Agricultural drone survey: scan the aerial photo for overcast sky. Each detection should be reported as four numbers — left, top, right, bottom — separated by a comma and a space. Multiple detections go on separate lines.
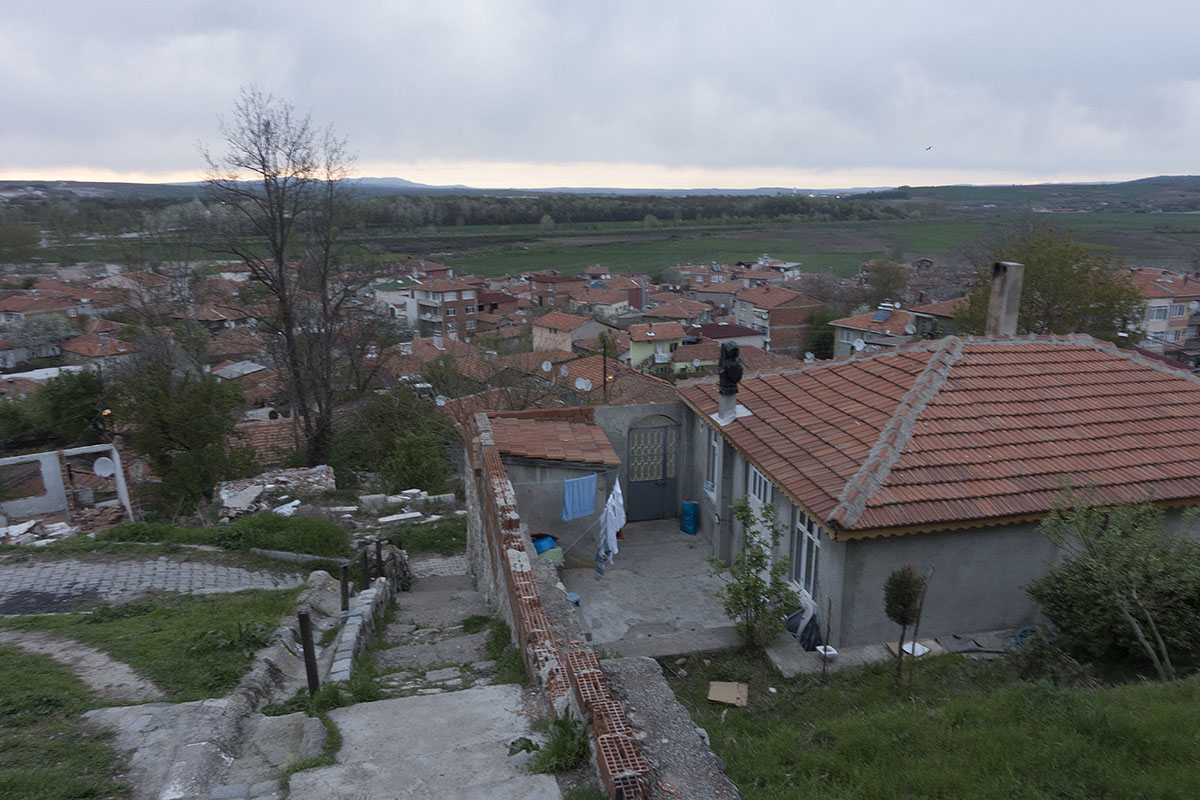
2, 1, 1197, 189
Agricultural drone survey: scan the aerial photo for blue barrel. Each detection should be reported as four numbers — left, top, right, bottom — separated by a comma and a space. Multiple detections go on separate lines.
680, 501, 698, 535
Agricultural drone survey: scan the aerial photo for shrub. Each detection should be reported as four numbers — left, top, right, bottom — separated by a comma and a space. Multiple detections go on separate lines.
710, 497, 800, 648
1027, 493, 1200, 679
227, 514, 353, 558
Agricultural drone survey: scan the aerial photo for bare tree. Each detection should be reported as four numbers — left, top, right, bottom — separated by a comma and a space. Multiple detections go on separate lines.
203, 87, 382, 464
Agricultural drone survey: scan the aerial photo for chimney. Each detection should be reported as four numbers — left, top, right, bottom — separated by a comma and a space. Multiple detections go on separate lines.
986, 261, 1025, 337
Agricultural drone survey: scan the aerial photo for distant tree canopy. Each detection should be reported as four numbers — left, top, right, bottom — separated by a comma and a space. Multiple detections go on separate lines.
954, 228, 1144, 342
0, 370, 106, 452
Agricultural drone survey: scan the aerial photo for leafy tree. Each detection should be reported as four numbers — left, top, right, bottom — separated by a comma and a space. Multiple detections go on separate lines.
803, 308, 841, 360
711, 497, 801, 648
0, 220, 39, 263
1027, 491, 1200, 680
12, 314, 75, 350
0, 370, 107, 451
954, 228, 1144, 342
862, 260, 910, 307
883, 564, 926, 687
111, 363, 253, 513
380, 431, 455, 494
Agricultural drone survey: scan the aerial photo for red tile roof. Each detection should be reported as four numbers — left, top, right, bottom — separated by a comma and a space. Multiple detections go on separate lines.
534, 311, 592, 331
629, 322, 686, 342
489, 416, 620, 466
735, 285, 821, 309
678, 335, 1200, 536
498, 349, 579, 373
60, 334, 138, 358
647, 299, 710, 320
0, 293, 77, 313
688, 323, 761, 339
830, 307, 917, 335
910, 297, 969, 318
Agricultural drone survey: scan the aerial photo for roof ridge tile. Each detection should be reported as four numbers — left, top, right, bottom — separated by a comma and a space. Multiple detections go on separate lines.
828, 336, 965, 528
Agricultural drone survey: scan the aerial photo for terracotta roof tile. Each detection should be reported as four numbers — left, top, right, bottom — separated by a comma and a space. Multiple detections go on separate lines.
489, 417, 620, 466
678, 335, 1200, 534
735, 285, 822, 309
629, 322, 686, 342
534, 311, 592, 331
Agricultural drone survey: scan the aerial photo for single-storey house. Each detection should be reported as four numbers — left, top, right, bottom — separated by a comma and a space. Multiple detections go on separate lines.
677, 333, 1200, 646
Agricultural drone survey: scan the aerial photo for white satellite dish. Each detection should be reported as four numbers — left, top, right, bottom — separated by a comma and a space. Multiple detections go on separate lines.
1191, 300, 1200, 312
559, 364, 569, 377
541, 360, 552, 373
92, 456, 116, 478
435, 395, 448, 407
904, 323, 916, 335
804, 352, 815, 363
692, 358, 702, 368
574, 377, 593, 392
853, 338, 866, 352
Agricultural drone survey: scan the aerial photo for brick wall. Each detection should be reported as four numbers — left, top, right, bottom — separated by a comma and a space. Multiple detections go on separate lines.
467, 412, 650, 799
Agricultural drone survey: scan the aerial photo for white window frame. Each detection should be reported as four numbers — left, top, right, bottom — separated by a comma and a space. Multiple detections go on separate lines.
1170, 303, 1186, 318
465, 319, 477, 331
445, 306, 456, 317
446, 321, 457, 332
704, 426, 721, 497
747, 465, 773, 506
1167, 329, 1182, 343
839, 328, 854, 343
1148, 305, 1168, 321
790, 509, 821, 598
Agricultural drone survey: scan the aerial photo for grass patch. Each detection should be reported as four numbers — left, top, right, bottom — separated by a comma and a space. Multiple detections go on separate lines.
264, 654, 384, 717
526, 715, 590, 774
0, 589, 300, 700
461, 614, 491, 634
384, 518, 466, 556
0, 645, 128, 799
665, 650, 1200, 799
94, 515, 353, 558
484, 618, 528, 685
278, 714, 342, 790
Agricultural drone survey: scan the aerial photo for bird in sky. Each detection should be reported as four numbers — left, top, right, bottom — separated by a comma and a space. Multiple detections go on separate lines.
925, 146, 933, 151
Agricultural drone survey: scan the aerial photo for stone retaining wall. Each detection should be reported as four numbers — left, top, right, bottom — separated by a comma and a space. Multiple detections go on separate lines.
329, 575, 392, 682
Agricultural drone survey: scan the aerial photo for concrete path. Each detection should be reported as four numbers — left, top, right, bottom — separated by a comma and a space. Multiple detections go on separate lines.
0, 629, 163, 702
0, 557, 305, 614
562, 520, 738, 657
287, 685, 560, 800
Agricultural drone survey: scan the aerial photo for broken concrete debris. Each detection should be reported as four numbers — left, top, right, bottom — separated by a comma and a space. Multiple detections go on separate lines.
216, 465, 337, 519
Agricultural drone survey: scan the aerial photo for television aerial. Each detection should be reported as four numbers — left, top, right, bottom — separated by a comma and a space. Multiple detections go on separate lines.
853, 338, 866, 352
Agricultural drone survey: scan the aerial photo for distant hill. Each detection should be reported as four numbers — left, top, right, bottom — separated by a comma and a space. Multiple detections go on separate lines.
5, 175, 1200, 212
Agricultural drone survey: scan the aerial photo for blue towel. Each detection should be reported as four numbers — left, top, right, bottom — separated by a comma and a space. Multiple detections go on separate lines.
561, 473, 596, 521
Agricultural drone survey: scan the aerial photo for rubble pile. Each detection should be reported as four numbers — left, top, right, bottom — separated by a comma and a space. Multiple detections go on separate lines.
217, 465, 337, 519
1, 516, 79, 547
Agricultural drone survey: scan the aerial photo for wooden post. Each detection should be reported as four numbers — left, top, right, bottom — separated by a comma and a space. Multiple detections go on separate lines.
340, 564, 350, 611
375, 539, 383, 579
360, 548, 370, 589
298, 611, 320, 697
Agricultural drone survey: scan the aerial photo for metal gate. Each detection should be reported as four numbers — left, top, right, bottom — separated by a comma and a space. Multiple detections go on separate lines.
626, 425, 679, 521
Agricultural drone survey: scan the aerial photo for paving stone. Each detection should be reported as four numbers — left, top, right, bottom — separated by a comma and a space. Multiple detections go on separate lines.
425, 666, 462, 682
210, 783, 250, 799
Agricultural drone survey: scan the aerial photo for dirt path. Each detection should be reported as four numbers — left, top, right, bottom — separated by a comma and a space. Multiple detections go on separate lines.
0, 628, 164, 702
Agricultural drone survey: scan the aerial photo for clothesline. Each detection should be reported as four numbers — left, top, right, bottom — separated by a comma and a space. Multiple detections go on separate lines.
498, 467, 620, 488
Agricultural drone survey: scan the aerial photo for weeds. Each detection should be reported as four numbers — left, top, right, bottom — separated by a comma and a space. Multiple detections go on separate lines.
482, 618, 527, 685
461, 614, 491, 634
522, 715, 590, 774
563, 786, 608, 800
383, 518, 466, 556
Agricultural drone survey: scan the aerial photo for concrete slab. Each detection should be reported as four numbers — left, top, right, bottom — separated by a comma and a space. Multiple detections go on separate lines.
374, 630, 488, 672
287, 684, 559, 800
561, 519, 737, 656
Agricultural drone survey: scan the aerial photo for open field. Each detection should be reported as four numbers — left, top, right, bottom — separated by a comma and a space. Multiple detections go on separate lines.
665, 650, 1200, 800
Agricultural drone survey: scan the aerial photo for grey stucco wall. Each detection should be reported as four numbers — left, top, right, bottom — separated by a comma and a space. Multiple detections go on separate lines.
837, 521, 1059, 647
594, 401, 685, 518
503, 458, 615, 560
